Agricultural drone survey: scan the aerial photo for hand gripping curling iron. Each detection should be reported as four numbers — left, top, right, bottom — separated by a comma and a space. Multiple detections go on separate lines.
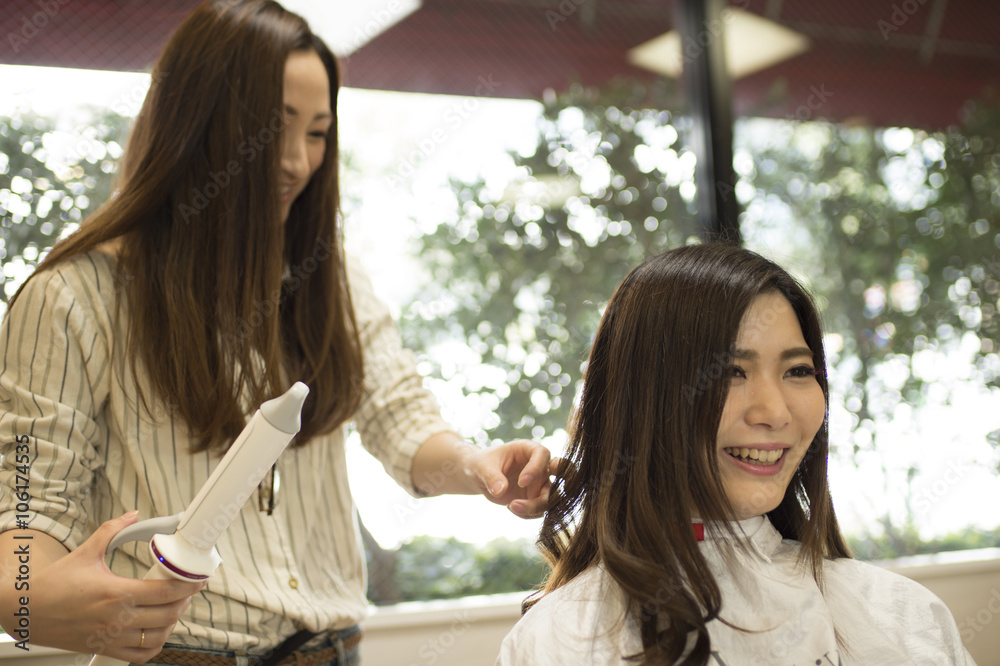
88, 382, 310, 666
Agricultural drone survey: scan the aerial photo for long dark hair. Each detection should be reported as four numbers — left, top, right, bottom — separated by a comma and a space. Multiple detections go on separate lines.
534, 243, 851, 665
11, 0, 362, 452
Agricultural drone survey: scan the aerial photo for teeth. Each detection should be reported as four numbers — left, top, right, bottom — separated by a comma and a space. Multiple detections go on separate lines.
724, 447, 783, 464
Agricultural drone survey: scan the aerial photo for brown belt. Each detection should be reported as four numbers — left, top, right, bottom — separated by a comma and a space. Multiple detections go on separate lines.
149, 631, 363, 666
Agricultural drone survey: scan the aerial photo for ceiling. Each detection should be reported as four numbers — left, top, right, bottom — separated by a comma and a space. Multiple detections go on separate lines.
1, 0, 998, 130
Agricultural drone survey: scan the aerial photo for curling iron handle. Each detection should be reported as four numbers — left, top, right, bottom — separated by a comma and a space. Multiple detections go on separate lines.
106, 514, 182, 554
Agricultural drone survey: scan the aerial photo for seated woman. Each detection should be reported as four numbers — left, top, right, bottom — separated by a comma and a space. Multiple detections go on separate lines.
498, 243, 974, 665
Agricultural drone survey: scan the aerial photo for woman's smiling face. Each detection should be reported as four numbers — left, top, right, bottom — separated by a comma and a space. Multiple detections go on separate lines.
715, 291, 826, 520
279, 49, 332, 223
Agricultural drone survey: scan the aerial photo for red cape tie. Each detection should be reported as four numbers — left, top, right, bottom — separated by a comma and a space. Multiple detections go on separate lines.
693, 522, 705, 542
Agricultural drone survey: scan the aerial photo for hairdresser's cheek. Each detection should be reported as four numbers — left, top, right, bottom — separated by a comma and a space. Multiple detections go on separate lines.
309, 143, 325, 179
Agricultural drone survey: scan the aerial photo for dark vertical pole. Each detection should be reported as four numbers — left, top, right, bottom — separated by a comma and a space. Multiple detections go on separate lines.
676, 0, 741, 243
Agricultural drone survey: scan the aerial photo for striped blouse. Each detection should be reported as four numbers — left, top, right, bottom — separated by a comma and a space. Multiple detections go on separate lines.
0, 250, 452, 651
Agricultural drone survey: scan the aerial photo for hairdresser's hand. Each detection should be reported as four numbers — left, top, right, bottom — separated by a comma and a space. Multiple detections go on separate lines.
0, 512, 205, 663
470, 439, 562, 518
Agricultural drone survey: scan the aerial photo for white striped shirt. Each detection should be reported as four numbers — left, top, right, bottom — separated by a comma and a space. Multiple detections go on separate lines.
0, 250, 452, 651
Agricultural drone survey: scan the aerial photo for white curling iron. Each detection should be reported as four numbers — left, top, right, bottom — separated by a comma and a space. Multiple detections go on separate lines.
89, 382, 310, 666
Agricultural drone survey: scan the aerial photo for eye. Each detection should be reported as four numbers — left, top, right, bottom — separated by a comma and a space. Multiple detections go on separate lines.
729, 365, 747, 379
786, 365, 819, 379
308, 130, 328, 140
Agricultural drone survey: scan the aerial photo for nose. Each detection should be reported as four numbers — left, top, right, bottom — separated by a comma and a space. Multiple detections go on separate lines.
743, 376, 792, 429
281, 132, 309, 182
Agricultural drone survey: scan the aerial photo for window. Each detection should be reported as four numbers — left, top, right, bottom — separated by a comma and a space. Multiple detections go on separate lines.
1, 1, 997, 612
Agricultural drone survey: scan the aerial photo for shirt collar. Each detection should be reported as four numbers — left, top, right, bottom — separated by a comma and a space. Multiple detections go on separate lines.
696, 515, 782, 563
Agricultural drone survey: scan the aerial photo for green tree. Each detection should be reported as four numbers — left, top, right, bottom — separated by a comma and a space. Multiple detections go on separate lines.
848, 524, 1000, 561
399, 78, 700, 443
373, 535, 548, 603
739, 94, 1000, 553
0, 109, 129, 309
401, 79, 1000, 555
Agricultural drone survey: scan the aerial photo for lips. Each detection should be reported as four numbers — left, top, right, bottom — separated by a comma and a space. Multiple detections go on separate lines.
723, 447, 783, 464
721, 445, 790, 477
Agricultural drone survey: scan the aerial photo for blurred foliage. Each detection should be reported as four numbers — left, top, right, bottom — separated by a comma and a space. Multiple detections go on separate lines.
400, 78, 1000, 556
366, 535, 548, 605
0, 109, 129, 307
399, 78, 701, 441
740, 95, 1000, 555
401, 79, 999, 446
849, 524, 1000, 562
744, 91, 1000, 403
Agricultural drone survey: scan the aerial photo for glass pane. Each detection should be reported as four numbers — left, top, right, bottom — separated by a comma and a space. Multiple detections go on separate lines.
732, 1, 1000, 558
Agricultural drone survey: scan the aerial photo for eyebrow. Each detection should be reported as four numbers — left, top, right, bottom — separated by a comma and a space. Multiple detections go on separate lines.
284, 104, 333, 121
731, 347, 814, 361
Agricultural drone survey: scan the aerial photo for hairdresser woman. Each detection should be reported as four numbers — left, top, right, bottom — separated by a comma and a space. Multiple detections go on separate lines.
0, 2, 553, 664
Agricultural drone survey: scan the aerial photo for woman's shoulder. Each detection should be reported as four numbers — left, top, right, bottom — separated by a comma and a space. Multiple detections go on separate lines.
21, 249, 117, 302
532, 566, 611, 606
823, 555, 964, 617
509, 567, 613, 635
821, 556, 972, 662
825, 555, 945, 600
8, 249, 119, 334
342, 252, 395, 331
498, 567, 636, 665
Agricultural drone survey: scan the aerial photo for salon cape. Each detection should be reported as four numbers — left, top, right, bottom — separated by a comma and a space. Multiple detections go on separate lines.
497, 516, 975, 665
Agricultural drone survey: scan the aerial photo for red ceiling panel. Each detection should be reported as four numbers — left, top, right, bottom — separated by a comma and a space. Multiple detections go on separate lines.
1, 0, 997, 130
